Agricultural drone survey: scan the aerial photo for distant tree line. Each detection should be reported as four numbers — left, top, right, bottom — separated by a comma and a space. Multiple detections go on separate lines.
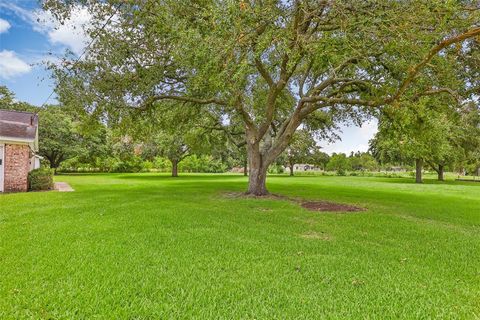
2, 84, 479, 181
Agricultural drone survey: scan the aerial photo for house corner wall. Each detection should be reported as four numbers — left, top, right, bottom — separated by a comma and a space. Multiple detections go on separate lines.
4, 144, 30, 192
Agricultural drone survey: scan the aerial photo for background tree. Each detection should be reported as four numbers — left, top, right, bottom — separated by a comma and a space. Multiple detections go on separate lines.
129, 103, 220, 177
0, 86, 36, 112
349, 152, 379, 172
143, 132, 196, 177
283, 130, 319, 176
326, 153, 351, 175
0, 86, 15, 109
454, 103, 480, 176
370, 97, 463, 183
47, 0, 480, 194
310, 150, 330, 171
38, 106, 83, 173
74, 122, 111, 169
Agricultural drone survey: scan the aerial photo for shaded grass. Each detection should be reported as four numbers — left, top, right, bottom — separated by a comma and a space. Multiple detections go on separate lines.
1, 173, 480, 319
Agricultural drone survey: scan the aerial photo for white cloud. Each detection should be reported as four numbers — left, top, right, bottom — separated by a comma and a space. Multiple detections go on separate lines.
359, 119, 378, 139
320, 120, 378, 155
32, 7, 92, 55
0, 50, 32, 79
0, 2, 91, 55
0, 18, 10, 33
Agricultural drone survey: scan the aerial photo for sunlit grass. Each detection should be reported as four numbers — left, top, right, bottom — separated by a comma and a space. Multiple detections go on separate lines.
1, 173, 479, 318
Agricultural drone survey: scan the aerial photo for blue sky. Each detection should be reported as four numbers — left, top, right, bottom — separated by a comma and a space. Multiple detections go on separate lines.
0, 0, 89, 105
0, 1, 53, 106
0, 0, 377, 154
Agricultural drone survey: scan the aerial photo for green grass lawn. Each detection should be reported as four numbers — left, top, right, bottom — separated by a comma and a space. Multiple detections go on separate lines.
1, 174, 480, 319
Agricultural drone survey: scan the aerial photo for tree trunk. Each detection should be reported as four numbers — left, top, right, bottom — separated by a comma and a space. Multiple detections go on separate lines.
171, 159, 178, 177
246, 141, 269, 196
438, 164, 444, 181
415, 158, 423, 183
248, 165, 268, 195
244, 117, 301, 195
289, 163, 294, 176
49, 162, 58, 175
243, 158, 248, 176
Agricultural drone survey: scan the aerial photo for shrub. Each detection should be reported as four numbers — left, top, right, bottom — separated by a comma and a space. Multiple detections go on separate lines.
179, 155, 228, 173
28, 168, 54, 191
153, 156, 171, 172
109, 156, 144, 173
141, 160, 154, 172
267, 164, 285, 174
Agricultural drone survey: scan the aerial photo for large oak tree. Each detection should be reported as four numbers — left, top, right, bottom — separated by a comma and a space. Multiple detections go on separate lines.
47, 0, 480, 195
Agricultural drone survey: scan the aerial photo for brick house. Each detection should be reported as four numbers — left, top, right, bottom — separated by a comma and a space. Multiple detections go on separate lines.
0, 110, 40, 192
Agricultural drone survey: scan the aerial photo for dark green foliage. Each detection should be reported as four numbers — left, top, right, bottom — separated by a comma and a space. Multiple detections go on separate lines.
0, 86, 36, 112
310, 151, 330, 170
38, 106, 82, 170
179, 155, 227, 173
28, 169, 54, 191
348, 152, 379, 172
326, 153, 351, 175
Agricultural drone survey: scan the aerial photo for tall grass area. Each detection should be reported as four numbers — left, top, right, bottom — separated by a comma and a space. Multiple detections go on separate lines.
1, 174, 479, 318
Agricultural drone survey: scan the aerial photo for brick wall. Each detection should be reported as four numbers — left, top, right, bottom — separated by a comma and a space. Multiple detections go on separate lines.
4, 144, 30, 192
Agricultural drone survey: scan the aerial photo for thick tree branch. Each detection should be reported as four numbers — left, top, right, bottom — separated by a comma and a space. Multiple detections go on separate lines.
255, 58, 274, 87
388, 27, 480, 103
413, 87, 460, 103
426, 160, 440, 174
233, 95, 256, 133
301, 96, 378, 107
152, 95, 227, 106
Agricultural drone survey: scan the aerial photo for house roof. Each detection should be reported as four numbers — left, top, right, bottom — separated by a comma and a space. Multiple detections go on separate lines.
0, 109, 38, 142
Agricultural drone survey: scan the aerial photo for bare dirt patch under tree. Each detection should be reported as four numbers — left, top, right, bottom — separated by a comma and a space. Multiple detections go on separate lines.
301, 201, 364, 213
221, 192, 364, 213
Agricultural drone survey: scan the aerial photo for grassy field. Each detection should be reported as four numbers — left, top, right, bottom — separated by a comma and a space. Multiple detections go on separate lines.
1, 173, 479, 319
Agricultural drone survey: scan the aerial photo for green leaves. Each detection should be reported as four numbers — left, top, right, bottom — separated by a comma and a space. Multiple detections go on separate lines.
283, 129, 320, 166
43, 0, 480, 181
38, 106, 107, 169
372, 96, 468, 168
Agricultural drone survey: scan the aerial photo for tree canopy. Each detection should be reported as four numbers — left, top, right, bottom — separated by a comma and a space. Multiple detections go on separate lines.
46, 0, 480, 194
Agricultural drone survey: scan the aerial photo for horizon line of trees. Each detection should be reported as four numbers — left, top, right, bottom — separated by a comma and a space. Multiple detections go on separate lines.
2, 85, 479, 181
